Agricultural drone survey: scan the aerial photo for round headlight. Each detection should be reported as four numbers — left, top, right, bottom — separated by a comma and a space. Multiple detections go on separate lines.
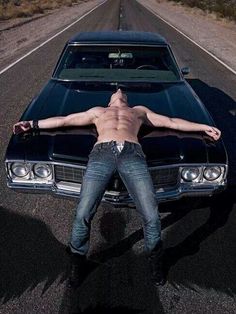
181, 168, 200, 182
11, 162, 30, 177
34, 164, 51, 178
203, 166, 221, 181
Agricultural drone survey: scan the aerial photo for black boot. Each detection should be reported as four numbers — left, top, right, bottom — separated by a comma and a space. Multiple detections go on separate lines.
66, 247, 87, 288
148, 241, 166, 286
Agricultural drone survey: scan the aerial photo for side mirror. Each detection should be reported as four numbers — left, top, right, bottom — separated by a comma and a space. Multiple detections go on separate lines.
181, 67, 190, 76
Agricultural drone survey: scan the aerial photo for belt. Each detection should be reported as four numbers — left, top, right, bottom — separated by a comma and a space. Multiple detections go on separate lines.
95, 140, 141, 149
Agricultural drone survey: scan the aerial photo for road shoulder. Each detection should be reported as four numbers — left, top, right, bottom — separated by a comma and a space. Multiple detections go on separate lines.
0, 0, 104, 73
137, 0, 236, 72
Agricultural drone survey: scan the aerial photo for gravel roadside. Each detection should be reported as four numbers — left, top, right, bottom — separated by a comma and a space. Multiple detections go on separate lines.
0, 0, 104, 73
0, 0, 236, 74
138, 0, 236, 73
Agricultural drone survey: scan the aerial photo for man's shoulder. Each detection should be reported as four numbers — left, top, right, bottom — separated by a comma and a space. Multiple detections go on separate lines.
133, 105, 150, 112
88, 106, 106, 119
89, 106, 106, 114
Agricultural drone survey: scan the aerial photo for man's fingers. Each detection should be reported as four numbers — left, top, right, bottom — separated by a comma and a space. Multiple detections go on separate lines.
213, 127, 221, 137
13, 121, 31, 134
14, 125, 24, 134
205, 128, 221, 140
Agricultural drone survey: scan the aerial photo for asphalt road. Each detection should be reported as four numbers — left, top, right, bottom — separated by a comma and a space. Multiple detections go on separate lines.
0, 0, 236, 313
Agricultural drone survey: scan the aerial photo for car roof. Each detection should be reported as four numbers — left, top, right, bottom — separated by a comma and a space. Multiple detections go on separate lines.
68, 31, 167, 46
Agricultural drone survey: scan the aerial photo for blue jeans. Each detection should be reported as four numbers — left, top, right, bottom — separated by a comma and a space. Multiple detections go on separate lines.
69, 141, 161, 255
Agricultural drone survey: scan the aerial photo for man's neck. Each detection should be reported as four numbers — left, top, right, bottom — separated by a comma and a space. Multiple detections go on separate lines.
108, 99, 129, 108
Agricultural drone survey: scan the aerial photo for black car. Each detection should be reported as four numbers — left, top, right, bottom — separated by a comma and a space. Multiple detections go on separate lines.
5, 31, 228, 205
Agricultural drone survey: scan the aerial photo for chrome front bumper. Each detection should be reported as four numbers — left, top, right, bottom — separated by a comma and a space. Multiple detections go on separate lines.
7, 179, 227, 205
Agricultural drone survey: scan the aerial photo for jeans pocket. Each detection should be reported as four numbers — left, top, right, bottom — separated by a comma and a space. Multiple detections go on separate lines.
136, 146, 146, 158
88, 145, 100, 158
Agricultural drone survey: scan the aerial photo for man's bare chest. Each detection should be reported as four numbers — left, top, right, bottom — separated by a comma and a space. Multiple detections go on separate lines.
100, 108, 140, 122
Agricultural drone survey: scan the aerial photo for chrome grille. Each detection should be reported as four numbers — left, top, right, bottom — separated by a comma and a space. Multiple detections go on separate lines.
150, 167, 179, 188
55, 165, 85, 183
55, 165, 179, 189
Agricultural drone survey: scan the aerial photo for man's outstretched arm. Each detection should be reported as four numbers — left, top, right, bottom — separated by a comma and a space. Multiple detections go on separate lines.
13, 108, 100, 134
137, 106, 221, 141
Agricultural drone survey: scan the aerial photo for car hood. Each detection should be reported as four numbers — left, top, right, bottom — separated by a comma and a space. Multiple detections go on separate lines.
49, 130, 226, 165
13, 80, 226, 165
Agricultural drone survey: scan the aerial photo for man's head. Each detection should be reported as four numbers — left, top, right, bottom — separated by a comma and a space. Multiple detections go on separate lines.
108, 89, 128, 107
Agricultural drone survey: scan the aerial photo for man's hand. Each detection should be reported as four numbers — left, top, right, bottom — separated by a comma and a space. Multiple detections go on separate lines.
204, 126, 221, 141
13, 121, 32, 134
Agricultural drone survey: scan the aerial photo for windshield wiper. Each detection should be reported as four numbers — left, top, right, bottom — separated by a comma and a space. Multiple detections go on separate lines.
78, 75, 105, 78
130, 76, 157, 79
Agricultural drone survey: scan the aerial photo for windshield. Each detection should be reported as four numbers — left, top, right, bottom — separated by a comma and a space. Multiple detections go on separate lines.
54, 45, 181, 82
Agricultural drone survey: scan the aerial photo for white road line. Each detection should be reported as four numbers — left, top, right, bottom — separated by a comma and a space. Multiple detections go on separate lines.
139, 1, 236, 76
0, 0, 107, 76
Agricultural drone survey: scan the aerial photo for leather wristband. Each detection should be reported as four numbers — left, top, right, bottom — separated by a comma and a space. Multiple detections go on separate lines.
32, 120, 39, 130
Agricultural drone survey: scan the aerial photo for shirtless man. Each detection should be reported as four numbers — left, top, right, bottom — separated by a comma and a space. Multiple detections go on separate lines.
13, 89, 221, 286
